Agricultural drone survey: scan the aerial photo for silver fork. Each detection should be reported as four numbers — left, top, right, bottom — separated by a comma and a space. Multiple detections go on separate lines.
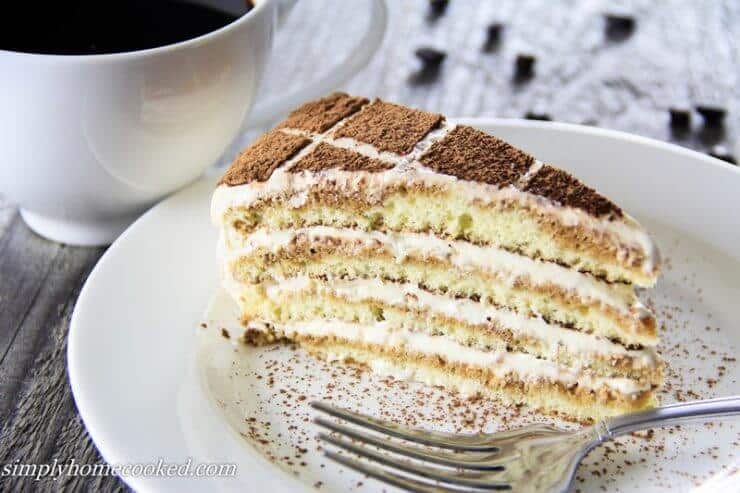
312, 396, 740, 492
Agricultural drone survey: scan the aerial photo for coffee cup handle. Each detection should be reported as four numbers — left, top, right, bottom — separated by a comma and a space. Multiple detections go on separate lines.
245, 0, 388, 129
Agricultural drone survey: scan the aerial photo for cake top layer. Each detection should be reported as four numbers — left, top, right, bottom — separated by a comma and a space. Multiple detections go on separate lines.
277, 92, 368, 133
290, 143, 394, 174
525, 165, 622, 217
332, 100, 444, 154
218, 92, 622, 219
218, 131, 310, 185
419, 125, 534, 188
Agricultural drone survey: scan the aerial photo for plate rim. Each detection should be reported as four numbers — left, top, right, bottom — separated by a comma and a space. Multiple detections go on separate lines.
67, 117, 740, 491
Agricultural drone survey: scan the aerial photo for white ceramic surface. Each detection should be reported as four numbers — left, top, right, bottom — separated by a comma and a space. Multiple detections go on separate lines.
0, 0, 387, 246
68, 120, 740, 492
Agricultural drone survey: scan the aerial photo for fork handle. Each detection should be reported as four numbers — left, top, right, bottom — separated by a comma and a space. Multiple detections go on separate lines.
602, 396, 740, 438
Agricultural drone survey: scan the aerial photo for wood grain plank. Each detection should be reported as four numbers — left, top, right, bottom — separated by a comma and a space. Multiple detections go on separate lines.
0, 244, 102, 421
0, 217, 61, 367
0, 245, 112, 491
0, 198, 16, 241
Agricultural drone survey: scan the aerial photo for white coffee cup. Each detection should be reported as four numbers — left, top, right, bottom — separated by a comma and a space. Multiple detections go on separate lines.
0, 0, 387, 246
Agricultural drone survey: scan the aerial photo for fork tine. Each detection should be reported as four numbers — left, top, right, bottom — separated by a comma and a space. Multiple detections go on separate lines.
324, 450, 506, 493
311, 401, 500, 451
320, 432, 510, 490
314, 417, 505, 471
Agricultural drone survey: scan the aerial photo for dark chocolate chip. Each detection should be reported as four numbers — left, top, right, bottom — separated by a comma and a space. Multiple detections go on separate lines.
514, 54, 536, 82
696, 105, 726, 128
524, 112, 552, 121
428, 0, 449, 20
697, 125, 725, 146
708, 146, 737, 165
482, 23, 503, 52
415, 47, 447, 67
409, 47, 446, 85
605, 14, 636, 41
668, 108, 691, 129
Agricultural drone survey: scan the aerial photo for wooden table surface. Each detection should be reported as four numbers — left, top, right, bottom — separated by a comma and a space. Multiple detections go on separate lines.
1, 1, 737, 491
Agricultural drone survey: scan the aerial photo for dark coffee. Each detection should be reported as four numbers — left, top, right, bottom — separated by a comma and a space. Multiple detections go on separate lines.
0, 1, 252, 55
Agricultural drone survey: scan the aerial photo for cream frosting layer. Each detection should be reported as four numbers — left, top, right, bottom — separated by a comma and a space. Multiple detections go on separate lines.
211, 124, 659, 278
219, 226, 650, 320
245, 318, 650, 396
262, 275, 659, 366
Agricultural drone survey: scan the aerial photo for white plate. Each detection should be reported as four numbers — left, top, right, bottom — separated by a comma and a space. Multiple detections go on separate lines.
69, 119, 740, 492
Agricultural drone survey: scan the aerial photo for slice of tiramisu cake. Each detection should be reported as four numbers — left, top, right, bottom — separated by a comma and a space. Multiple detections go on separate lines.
212, 92, 663, 421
